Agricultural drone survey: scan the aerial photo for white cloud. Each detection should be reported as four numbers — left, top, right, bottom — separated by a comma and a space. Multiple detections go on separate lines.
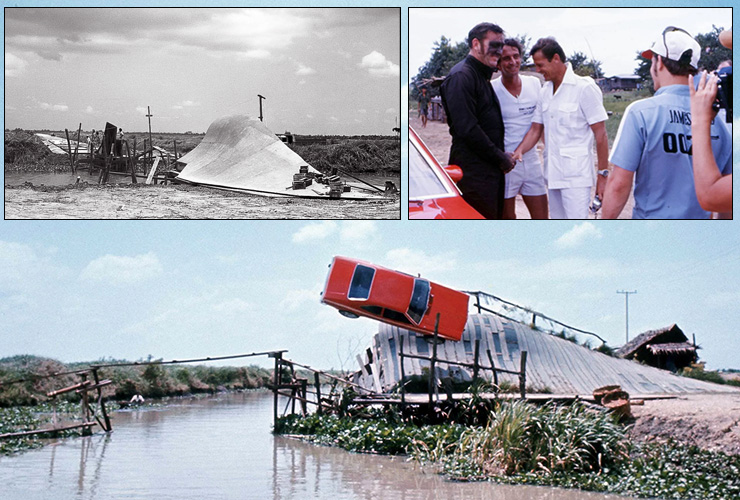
173, 100, 200, 110
80, 252, 163, 285
385, 107, 396, 114
280, 287, 322, 312
242, 49, 270, 59
136, 106, 148, 114
85, 105, 94, 114
384, 248, 457, 276
292, 221, 338, 243
358, 109, 367, 114
359, 51, 400, 77
212, 298, 253, 313
296, 63, 316, 75
39, 102, 68, 112
340, 221, 378, 244
5, 52, 27, 77
555, 222, 603, 249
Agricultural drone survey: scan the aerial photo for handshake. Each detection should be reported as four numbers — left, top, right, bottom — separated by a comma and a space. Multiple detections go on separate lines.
499, 149, 523, 174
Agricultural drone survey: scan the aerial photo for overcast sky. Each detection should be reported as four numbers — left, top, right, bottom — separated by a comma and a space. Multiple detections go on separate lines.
1, 221, 738, 372
409, 7, 731, 81
4, 8, 400, 135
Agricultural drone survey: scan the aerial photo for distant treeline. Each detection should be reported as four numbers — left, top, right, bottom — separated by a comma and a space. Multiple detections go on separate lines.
0, 355, 272, 407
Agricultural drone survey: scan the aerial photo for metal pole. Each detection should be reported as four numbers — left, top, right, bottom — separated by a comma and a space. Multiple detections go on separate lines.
617, 290, 637, 343
258, 94, 266, 122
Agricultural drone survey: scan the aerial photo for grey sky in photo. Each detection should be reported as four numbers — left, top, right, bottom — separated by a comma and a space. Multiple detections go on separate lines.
5, 8, 401, 135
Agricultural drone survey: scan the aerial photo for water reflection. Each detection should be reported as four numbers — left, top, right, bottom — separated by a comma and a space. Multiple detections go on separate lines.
0, 392, 635, 500
272, 436, 631, 500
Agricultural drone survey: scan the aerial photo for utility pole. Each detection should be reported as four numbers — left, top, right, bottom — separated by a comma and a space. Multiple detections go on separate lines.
257, 94, 266, 122
617, 290, 637, 343
145, 106, 154, 166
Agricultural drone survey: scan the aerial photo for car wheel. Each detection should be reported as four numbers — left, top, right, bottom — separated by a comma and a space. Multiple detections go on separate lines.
338, 310, 359, 319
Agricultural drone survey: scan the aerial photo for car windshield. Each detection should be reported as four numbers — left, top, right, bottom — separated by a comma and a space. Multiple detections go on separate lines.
406, 278, 430, 324
409, 139, 451, 199
348, 265, 375, 299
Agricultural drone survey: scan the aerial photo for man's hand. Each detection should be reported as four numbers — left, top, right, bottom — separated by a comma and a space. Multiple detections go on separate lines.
689, 71, 719, 126
500, 152, 516, 174
596, 173, 607, 199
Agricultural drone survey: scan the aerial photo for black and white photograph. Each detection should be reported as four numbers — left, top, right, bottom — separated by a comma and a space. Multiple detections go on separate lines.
5, 7, 401, 219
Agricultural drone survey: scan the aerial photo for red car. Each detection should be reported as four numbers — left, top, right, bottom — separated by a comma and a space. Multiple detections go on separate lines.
409, 127, 484, 219
320, 256, 469, 341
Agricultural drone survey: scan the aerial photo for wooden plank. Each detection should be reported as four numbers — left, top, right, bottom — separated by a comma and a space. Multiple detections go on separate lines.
0, 422, 97, 440
145, 156, 161, 185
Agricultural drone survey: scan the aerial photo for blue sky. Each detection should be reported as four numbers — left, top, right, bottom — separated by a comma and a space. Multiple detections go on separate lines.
1, 221, 738, 371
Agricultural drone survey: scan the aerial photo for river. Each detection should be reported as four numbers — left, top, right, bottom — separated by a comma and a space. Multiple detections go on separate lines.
0, 391, 635, 500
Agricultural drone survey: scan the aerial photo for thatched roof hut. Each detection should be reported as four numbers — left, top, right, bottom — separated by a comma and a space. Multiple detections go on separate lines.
616, 324, 698, 372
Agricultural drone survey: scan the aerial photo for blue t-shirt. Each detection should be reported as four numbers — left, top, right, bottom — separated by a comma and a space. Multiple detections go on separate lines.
609, 84, 732, 219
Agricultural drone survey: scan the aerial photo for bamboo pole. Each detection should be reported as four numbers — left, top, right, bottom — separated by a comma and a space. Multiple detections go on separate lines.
91, 368, 112, 432
65, 129, 74, 172
314, 372, 322, 415
428, 313, 440, 414
519, 351, 528, 400
72, 123, 82, 173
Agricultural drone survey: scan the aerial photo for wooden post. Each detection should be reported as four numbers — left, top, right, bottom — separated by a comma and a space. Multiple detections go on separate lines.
173, 140, 178, 162
314, 372, 322, 415
473, 339, 480, 382
65, 129, 74, 172
125, 141, 136, 184
399, 337, 406, 411
146, 106, 154, 168
91, 368, 112, 432
428, 313, 440, 415
79, 373, 92, 436
299, 379, 308, 416
271, 352, 282, 427
487, 350, 498, 387
72, 123, 82, 173
519, 351, 527, 400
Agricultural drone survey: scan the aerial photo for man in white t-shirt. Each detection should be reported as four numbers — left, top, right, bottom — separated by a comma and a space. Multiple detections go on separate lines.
513, 37, 609, 219
492, 38, 548, 219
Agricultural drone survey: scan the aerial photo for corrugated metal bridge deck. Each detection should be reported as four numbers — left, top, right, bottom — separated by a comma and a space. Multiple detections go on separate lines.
353, 313, 735, 396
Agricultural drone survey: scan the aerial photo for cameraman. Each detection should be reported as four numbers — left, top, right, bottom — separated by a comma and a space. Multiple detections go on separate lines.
602, 26, 732, 219
688, 28, 732, 214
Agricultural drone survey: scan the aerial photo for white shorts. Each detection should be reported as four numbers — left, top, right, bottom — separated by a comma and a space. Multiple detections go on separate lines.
548, 187, 592, 219
504, 153, 547, 199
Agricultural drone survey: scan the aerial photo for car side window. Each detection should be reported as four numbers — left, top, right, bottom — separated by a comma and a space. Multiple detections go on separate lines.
348, 265, 375, 299
382, 308, 411, 325
407, 279, 430, 324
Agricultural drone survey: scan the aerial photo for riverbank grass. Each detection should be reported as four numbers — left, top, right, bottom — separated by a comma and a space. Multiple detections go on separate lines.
275, 399, 739, 500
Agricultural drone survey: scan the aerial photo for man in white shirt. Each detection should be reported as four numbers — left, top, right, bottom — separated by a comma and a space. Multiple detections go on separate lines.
492, 38, 548, 219
513, 37, 609, 219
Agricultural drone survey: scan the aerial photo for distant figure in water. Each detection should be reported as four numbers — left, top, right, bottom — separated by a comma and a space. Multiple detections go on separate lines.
130, 394, 144, 405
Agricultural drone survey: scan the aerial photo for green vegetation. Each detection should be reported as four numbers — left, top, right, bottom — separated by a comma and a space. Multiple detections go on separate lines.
276, 398, 740, 499
0, 355, 273, 407
291, 139, 400, 175
681, 364, 740, 387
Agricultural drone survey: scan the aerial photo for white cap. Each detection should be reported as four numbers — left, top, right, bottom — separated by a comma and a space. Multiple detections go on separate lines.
641, 26, 701, 70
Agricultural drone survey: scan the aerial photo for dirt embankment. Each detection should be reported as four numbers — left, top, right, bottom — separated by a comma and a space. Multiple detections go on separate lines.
4, 183, 400, 220
628, 393, 740, 456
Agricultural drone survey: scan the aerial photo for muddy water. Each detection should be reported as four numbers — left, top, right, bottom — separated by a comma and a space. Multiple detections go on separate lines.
0, 392, 634, 500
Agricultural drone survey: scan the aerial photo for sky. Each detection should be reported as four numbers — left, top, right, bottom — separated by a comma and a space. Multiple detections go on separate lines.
1, 221, 738, 373
409, 7, 731, 81
4, 7, 401, 135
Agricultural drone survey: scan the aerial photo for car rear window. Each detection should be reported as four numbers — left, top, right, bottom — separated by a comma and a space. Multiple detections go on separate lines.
409, 139, 452, 199
348, 265, 375, 299
407, 278, 430, 324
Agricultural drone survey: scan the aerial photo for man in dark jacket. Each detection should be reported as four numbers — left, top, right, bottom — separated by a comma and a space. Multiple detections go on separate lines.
441, 22, 514, 219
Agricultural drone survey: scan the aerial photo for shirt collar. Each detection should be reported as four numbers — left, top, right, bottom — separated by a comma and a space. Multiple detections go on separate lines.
465, 54, 495, 80
561, 62, 578, 85
655, 84, 690, 96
